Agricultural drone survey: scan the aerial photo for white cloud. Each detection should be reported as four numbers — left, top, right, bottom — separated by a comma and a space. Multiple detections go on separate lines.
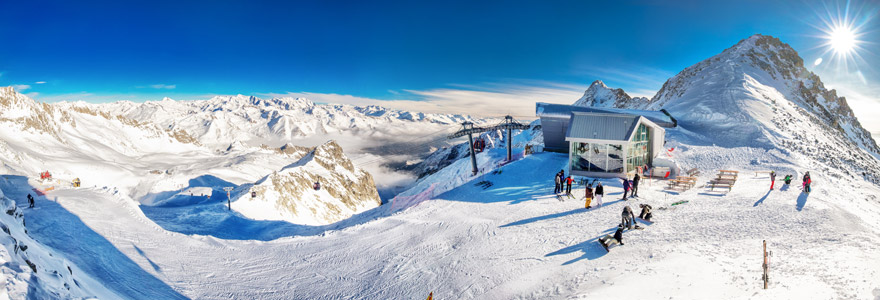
35, 81, 46, 84
11, 84, 30, 92
136, 84, 176, 89
259, 81, 585, 118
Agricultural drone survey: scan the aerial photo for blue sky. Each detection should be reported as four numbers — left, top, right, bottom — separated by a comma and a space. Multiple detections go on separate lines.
1, 0, 879, 131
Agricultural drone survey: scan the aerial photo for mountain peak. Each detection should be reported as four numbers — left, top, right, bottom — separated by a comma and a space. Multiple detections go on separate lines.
648, 33, 878, 154
573, 80, 650, 108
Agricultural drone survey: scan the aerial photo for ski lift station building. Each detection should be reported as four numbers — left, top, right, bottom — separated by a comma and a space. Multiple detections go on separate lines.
535, 102, 677, 178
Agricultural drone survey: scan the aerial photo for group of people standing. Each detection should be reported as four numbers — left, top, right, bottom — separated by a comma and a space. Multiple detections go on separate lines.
554, 170, 646, 210
768, 171, 812, 193
620, 174, 640, 199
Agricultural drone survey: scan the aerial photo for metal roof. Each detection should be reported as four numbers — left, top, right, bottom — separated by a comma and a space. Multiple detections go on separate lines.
535, 102, 676, 128
565, 112, 641, 141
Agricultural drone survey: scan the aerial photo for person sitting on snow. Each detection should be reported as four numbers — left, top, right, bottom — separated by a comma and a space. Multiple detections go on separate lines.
783, 174, 792, 185
638, 204, 653, 222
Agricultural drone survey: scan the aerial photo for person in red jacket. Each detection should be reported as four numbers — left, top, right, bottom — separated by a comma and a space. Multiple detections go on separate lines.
565, 176, 574, 195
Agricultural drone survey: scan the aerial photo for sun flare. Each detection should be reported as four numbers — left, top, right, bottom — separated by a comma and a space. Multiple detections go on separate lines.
828, 25, 856, 54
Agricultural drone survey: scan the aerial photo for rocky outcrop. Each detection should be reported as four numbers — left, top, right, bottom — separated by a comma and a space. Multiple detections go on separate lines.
239, 140, 381, 225
572, 80, 651, 109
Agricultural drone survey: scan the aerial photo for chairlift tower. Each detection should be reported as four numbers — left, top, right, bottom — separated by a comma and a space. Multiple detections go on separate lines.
492, 115, 531, 161
223, 187, 234, 211
448, 122, 489, 175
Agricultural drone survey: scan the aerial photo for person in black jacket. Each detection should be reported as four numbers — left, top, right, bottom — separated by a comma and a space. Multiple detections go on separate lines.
631, 174, 641, 197
622, 205, 636, 229
594, 182, 604, 207
27, 194, 34, 208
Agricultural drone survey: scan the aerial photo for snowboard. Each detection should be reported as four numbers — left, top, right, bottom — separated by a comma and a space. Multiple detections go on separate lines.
598, 235, 620, 252
637, 217, 654, 225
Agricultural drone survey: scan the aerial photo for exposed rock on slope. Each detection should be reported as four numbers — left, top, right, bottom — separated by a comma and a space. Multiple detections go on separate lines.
238, 140, 381, 225
572, 80, 651, 108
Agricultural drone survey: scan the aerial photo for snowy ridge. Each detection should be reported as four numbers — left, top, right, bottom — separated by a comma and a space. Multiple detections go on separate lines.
88, 94, 489, 149
647, 34, 878, 153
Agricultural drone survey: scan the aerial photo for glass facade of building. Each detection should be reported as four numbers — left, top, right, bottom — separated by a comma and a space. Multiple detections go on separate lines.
570, 123, 651, 175
626, 124, 650, 173
570, 142, 625, 174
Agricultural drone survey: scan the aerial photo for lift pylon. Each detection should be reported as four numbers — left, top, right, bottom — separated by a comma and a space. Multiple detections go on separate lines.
448, 122, 489, 175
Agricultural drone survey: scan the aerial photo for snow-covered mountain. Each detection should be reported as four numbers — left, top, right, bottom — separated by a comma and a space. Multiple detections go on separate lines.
237, 140, 381, 225
572, 80, 650, 108
578, 34, 880, 185
647, 34, 878, 153
89, 94, 486, 150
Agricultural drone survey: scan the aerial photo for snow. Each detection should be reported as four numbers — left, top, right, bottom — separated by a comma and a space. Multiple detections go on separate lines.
1, 34, 880, 299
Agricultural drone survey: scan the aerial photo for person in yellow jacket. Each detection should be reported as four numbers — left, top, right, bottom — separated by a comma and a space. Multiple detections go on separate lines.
584, 184, 594, 209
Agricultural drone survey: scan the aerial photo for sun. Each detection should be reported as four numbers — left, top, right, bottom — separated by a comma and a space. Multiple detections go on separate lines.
828, 25, 857, 55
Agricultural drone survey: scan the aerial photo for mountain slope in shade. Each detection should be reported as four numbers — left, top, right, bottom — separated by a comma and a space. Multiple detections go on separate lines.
572, 80, 650, 108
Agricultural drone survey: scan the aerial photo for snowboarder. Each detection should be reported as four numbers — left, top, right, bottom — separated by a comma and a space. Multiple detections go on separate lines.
565, 176, 573, 195
27, 194, 34, 208
599, 225, 625, 251
631, 174, 641, 197
802, 172, 811, 193
638, 204, 653, 222
783, 174, 793, 185
621, 178, 631, 200
314, 181, 321, 191
554, 173, 562, 194
770, 171, 776, 190
584, 184, 594, 209
594, 182, 604, 207
621, 205, 635, 229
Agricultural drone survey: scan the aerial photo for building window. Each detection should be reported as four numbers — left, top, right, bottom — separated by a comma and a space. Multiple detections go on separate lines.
571, 142, 624, 173
626, 123, 650, 173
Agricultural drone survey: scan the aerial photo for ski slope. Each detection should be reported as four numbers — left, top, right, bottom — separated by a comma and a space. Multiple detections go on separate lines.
2, 145, 879, 299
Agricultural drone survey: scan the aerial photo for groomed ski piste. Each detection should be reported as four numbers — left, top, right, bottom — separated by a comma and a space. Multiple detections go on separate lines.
2, 135, 880, 299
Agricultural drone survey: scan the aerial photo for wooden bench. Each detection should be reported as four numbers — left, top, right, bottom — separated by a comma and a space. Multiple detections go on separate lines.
719, 170, 739, 176
707, 182, 733, 192
686, 168, 701, 176
676, 176, 697, 187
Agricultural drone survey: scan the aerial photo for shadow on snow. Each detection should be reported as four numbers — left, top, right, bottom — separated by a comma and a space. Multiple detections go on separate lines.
545, 227, 618, 264
0, 175, 187, 300
139, 174, 392, 241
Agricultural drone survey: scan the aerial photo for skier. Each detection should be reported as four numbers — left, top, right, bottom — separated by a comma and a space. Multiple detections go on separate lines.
638, 204, 653, 222
594, 182, 604, 207
554, 173, 562, 194
631, 173, 641, 197
621, 205, 636, 229
802, 172, 811, 193
584, 184, 594, 209
314, 181, 321, 191
27, 194, 34, 208
621, 178, 631, 200
565, 176, 573, 195
770, 171, 776, 190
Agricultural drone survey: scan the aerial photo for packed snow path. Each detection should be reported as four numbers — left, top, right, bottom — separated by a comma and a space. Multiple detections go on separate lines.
4, 152, 880, 299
